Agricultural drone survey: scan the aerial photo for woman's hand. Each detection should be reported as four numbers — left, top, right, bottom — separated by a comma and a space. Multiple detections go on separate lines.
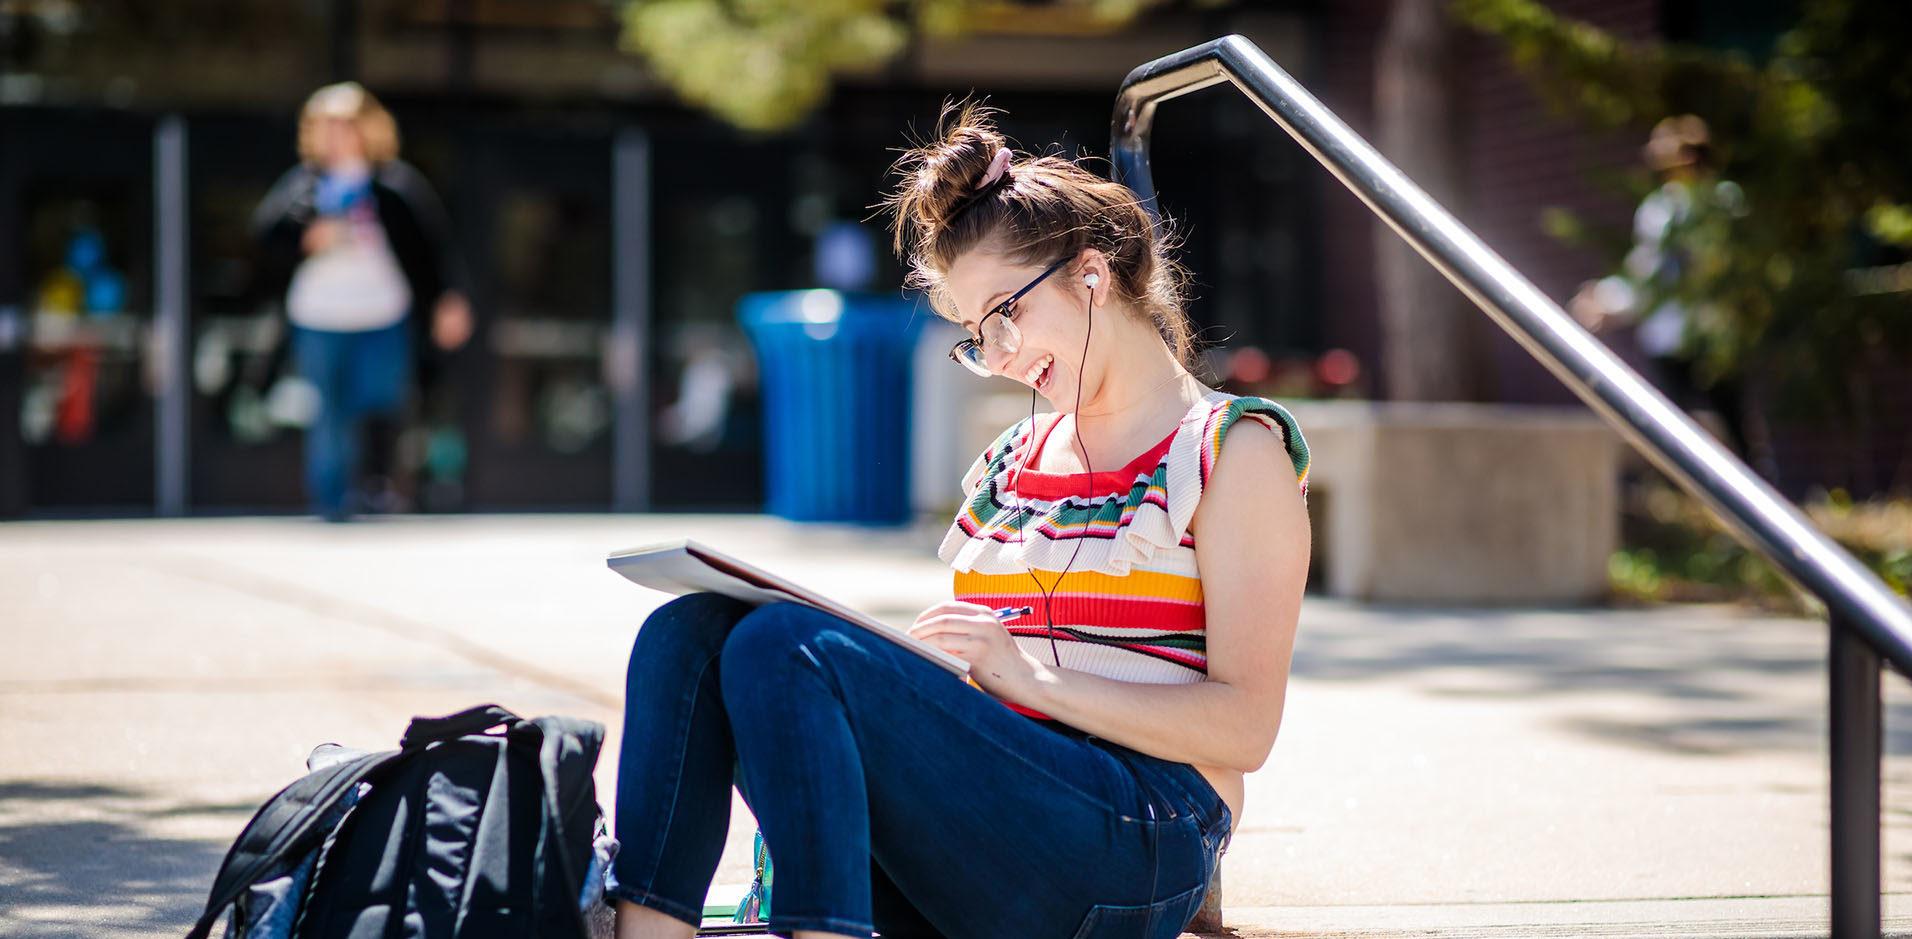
302, 219, 346, 255
908, 600, 1048, 704
431, 291, 473, 350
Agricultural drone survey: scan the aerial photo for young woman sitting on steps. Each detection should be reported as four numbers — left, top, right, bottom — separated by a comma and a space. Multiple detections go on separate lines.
610, 101, 1312, 939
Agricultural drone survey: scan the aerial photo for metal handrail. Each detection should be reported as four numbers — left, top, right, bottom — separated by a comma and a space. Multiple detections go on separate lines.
1111, 35, 1910, 939
1110, 35, 1912, 664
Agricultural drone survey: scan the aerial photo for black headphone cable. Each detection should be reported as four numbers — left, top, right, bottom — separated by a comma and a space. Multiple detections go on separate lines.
1006, 269, 1162, 926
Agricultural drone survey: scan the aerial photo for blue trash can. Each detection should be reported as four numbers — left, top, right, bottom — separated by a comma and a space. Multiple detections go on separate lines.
739, 290, 923, 524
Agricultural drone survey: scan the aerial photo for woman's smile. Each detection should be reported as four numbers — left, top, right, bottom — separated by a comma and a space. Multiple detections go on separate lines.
1022, 353, 1056, 393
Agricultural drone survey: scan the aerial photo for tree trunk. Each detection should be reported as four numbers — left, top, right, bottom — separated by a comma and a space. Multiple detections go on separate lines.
1374, 0, 1494, 401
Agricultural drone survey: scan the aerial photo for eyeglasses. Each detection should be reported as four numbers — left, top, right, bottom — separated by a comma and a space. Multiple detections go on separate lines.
947, 257, 1070, 377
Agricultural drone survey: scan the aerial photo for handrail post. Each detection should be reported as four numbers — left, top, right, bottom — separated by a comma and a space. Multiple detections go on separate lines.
1830, 621, 1882, 938
1110, 36, 1912, 938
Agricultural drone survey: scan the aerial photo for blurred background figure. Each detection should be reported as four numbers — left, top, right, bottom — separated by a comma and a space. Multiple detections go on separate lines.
657, 322, 750, 455
1569, 115, 1759, 464
250, 82, 472, 521
24, 223, 126, 447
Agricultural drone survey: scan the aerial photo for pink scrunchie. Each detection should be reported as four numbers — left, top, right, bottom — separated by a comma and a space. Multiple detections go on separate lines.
978, 147, 1012, 189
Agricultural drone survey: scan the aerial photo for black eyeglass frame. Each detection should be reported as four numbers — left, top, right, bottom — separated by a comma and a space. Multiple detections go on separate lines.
947, 256, 1072, 376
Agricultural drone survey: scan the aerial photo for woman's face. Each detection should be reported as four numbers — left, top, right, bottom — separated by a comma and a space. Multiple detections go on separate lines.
312, 114, 367, 168
945, 248, 1096, 408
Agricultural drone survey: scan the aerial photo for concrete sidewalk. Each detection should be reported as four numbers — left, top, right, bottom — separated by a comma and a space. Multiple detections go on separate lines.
3, 515, 1910, 937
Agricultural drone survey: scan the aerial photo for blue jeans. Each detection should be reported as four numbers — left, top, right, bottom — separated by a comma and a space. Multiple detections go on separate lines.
292, 322, 411, 517
610, 593, 1232, 939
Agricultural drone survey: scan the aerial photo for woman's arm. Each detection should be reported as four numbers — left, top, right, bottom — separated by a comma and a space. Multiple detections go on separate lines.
377, 160, 473, 351
248, 166, 316, 303
378, 160, 468, 301
1006, 424, 1311, 773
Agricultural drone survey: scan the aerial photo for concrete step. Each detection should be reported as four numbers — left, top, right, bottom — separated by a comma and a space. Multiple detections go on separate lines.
1211, 895, 1912, 938
694, 893, 1912, 937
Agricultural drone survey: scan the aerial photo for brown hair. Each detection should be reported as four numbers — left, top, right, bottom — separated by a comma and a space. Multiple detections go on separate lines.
297, 82, 400, 166
880, 99, 1199, 371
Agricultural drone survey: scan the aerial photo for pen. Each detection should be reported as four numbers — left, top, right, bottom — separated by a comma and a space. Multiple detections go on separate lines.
959, 608, 1036, 691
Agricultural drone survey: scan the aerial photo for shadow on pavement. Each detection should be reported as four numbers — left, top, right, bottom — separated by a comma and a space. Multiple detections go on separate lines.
0, 779, 243, 938
1290, 601, 1912, 758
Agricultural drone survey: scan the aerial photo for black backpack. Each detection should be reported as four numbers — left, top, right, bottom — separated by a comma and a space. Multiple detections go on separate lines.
189, 704, 607, 939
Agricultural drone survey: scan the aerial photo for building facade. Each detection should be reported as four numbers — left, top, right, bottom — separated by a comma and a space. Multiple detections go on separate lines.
14, 0, 1863, 516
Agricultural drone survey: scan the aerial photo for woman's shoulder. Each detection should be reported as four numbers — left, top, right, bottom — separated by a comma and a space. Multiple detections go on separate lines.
252, 164, 318, 228
266, 163, 318, 191
373, 158, 432, 193
372, 160, 452, 221
983, 413, 1040, 459
957, 414, 1038, 499
1183, 391, 1310, 496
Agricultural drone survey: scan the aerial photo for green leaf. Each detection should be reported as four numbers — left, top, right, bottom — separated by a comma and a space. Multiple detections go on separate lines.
617, 0, 1184, 130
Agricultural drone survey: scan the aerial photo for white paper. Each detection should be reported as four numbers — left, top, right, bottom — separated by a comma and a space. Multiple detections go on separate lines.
606, 539, 971, 677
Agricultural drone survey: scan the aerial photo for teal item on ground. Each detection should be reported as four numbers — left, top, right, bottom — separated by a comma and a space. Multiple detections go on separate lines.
697, 828, 772, 926
731, 829, 772, 923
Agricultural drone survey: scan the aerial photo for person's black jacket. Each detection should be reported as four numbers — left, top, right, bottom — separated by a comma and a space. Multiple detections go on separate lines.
249, 160, 467, 381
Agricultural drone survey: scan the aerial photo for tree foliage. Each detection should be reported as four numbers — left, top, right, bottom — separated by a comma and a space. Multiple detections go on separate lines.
1452, 0, 1912, 421
615, 0, 1205, 132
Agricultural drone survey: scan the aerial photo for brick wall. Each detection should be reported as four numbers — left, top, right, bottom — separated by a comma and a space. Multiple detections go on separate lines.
1310, 0, 1910, 496
1314, 0, 1659, 404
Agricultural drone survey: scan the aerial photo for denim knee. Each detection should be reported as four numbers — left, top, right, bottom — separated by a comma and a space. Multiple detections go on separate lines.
716, 603, 829, 670
716, 603, 841, 707
626, 592, 752, 692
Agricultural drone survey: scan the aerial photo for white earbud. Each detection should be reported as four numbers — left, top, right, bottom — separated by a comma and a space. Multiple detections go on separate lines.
1084, 273, 1100, 288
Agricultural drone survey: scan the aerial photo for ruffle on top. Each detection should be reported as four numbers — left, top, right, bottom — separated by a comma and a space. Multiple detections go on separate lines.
937, 390, 1311, 577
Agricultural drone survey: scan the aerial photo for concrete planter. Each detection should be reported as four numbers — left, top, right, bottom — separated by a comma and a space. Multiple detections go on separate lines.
932, 393, 1621, 605
1286, 400, 1622, 605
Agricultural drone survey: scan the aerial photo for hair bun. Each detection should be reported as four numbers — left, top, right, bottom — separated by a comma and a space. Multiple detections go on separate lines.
876, 97, 1200, 372
883, 99, 1011, 256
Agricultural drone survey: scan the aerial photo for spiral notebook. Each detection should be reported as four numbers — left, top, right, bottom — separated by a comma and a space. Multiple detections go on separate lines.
605, 539, 970, 678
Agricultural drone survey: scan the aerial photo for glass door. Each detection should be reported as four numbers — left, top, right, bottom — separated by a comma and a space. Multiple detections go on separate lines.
0, 109, 157, 514
447, 123, 616, 509
186, 113, 307, 511
645, 130, 804, 510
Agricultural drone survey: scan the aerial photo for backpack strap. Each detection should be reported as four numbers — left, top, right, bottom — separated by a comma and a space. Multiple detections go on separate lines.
531, 715, 604, 840
517, 715, 605, 938
185, 748, 405, 939
400, 703, 523, 748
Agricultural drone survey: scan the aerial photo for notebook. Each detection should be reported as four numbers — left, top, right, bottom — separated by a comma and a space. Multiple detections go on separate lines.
605, 539, 971, 678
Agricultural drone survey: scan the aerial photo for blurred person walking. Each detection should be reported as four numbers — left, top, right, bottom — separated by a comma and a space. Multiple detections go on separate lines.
251, 82, 472, 521
1569, 115, 1768, 470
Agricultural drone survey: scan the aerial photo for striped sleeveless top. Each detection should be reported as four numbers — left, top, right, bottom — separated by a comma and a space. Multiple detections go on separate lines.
938, 390, 1311, 720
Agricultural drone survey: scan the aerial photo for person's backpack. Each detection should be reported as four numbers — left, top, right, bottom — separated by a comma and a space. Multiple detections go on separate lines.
189, 704, 611, 939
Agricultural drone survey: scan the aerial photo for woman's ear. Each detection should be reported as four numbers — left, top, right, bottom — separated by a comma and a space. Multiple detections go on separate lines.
1075, 249, 1110, 306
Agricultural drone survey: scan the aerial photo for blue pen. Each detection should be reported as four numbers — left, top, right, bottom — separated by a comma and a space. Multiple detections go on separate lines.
991, 605, 1035, 622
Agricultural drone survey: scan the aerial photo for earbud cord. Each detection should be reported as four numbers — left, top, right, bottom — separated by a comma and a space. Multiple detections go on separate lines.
1018, 280, 1096, 671
1009, 273, 1161, 922
1019, 285, 1187, 667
